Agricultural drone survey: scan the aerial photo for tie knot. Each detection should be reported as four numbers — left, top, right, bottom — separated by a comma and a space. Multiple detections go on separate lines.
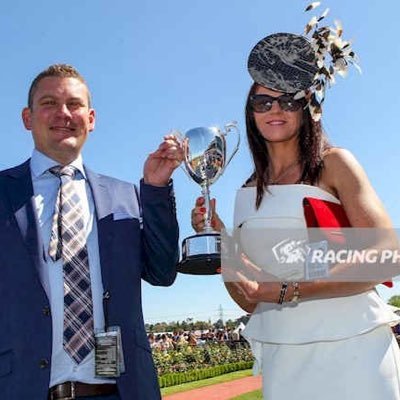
49, 165, 77, 179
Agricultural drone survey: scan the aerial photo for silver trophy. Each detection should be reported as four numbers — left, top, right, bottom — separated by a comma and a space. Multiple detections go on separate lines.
177, 122, 240, 275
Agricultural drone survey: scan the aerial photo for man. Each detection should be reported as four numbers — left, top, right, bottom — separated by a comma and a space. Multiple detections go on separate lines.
0, 64, 182, 399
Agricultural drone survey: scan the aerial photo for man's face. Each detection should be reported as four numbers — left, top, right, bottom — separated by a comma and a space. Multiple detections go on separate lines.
22, 76, 95, 165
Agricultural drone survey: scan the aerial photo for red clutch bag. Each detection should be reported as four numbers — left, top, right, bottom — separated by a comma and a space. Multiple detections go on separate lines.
303, 196, 393, 288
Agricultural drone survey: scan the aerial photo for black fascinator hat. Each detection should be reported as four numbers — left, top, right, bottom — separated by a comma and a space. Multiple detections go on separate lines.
247, 2, 360, 121
248, 33, 318, 94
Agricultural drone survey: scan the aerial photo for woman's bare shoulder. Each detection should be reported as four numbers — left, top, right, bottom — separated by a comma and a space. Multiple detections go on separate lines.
322, 147, 364, 181
319, 147, 362, 198
322, 147, 391, 227
322, 147, 358, 166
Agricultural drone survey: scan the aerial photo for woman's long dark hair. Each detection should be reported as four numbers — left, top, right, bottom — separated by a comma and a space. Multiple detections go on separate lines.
245, 83, 331, 208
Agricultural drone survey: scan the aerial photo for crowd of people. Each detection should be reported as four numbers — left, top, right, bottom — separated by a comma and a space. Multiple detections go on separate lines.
148, 327, 246, 351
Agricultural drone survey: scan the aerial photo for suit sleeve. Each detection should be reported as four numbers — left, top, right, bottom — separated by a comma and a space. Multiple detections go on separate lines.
139, 179, 179, 286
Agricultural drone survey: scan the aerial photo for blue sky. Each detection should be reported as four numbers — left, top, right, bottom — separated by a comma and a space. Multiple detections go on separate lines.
1, 0, 399, 323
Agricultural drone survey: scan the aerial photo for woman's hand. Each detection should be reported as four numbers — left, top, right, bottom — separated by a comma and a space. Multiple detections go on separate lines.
230, 253, 281, 304
223, 253, 281, 313
191, 196, 225, 233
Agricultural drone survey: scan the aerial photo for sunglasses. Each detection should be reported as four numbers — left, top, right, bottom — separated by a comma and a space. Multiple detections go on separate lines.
249, 94, 304, 113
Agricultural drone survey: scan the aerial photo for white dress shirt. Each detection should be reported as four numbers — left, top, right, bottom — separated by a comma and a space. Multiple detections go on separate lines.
30, 149, 115, 386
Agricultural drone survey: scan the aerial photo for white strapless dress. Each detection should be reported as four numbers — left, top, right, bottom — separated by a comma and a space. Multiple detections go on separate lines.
234, 185, 400, 400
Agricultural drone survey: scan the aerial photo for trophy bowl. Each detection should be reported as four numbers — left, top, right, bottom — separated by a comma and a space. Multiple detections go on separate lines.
177, 122, 240, 275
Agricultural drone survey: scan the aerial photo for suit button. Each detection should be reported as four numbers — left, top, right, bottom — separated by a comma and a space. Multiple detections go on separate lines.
39, 359, 49, 369
42, 306, 51, 316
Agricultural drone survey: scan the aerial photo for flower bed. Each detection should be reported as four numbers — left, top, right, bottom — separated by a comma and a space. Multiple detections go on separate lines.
153, 342, 254, 387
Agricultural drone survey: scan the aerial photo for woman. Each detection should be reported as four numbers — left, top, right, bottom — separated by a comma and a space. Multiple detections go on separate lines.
192, 31, 400, 399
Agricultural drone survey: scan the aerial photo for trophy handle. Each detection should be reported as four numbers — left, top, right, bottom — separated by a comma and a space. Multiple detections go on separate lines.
223, 121, 240, 169
170, 130, 192, 180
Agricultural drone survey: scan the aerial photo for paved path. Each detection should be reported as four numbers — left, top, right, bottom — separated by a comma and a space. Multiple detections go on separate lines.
163, 375, 262, 400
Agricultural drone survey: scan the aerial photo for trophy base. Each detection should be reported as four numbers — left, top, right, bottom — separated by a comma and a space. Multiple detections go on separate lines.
177, 233, 221, 275
177, 254, 221, 275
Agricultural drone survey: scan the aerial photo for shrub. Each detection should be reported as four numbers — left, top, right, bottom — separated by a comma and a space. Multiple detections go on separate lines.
158, 361, 254, 388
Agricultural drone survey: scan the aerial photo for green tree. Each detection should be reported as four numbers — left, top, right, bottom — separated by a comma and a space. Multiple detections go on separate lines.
214, 319, 224, 329
193, 320, 212, 331
388, 295, 400, 308
225, 319, 236, 330
152, 322, 170, 333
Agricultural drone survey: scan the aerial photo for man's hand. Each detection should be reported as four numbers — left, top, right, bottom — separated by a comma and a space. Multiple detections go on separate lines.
143, 134, 184, 186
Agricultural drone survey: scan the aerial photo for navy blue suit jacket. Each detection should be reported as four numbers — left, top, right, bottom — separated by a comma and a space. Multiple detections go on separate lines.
0, 160, 179, 400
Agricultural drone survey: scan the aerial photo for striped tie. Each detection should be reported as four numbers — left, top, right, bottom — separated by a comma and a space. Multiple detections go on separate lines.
48, 165, 95, 364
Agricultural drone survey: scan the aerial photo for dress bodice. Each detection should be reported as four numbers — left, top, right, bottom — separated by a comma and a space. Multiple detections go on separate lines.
234, 185, 340, 281
234, 185, 399, 344
234, 184, 340, 228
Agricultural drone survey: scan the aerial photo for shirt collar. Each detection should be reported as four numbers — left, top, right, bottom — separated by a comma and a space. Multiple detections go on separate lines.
30, 149, 87, 180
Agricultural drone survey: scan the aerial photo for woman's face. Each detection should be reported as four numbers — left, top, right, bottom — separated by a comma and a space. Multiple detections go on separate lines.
252, 85, 303, 144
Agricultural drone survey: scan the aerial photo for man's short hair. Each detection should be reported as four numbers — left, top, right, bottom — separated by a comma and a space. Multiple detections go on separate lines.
27, 64, 92, 108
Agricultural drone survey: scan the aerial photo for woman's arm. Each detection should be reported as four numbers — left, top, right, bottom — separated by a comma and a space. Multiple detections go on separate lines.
224, 281, 257, 313
320, 147, 392, 229
235, 148, 397, 304
192, 196, 258, 311
297, 148, 395, 299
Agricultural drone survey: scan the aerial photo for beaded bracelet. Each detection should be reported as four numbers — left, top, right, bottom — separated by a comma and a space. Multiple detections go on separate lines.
277, 282, 288, 304
290, 282, 300, 303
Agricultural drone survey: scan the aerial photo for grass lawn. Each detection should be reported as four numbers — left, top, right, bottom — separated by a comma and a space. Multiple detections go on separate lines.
230, 389, 263, 399
160, 369, 253, 396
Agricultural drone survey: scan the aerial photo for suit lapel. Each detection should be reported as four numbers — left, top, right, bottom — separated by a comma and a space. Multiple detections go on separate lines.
85, 167, 112, 221
85, 167, 114, 289
5, 160, 46, 287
